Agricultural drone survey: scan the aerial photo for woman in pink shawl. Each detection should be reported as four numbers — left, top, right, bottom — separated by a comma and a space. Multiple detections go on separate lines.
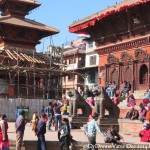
0, 114, 9, 150
127, 92, 136, 107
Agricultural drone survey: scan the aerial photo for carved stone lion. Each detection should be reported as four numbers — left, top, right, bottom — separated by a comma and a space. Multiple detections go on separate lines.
67, 89, 92, 117
92, 86, 119, 119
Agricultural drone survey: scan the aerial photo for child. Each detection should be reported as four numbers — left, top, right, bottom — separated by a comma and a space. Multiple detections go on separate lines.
62, 103, 69, 115
34, 116, 39, 136
31, 112, 37, 131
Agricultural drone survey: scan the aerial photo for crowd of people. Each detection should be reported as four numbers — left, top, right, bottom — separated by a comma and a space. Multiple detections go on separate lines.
1, 83, 150, 149
105, 81, 131, 98
0, 98, 124, 150
122, 87, 150, 143
0, 99, 71, 150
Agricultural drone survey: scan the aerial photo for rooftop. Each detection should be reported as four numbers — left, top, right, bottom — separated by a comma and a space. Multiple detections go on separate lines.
63, 48, 86, 56
69, 0, 150, 34
0, 16, 59, 34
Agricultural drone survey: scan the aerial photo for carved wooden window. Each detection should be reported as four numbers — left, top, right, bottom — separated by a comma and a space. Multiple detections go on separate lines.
90, 55, 96, 65
107, 54, 119, 64
139, 65, 148, 84
124, 67, 132, 83
111, 69, 118, 84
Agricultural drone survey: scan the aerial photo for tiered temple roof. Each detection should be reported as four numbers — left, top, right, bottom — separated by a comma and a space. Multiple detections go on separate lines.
0, 0, 59, 50
69, 0, 150, 34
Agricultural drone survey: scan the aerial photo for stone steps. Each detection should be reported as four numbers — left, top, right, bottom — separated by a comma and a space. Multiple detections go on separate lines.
118, 119, 143, 135
118, 100, 141, 118
134, 90, 145, 99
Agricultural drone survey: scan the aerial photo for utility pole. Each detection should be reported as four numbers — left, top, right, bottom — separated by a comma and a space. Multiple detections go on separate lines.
61, 44, 64, 99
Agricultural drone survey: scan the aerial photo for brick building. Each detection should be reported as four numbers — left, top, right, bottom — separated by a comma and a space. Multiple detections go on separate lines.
69, 0, 150, 92
62, 40, 86, 95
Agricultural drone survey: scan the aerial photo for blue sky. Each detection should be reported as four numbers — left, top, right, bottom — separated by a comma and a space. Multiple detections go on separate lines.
28, 0, 123, 52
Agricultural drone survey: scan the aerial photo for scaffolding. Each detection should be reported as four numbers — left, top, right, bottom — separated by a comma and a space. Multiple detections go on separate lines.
0, 47, 68, 99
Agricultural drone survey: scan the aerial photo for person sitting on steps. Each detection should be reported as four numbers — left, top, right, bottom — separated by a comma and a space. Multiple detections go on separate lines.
105, 125, 123, 144
125, 107, 139, 120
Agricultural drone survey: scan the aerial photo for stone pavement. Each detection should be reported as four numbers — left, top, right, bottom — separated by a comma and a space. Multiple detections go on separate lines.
7, 122, 146, 144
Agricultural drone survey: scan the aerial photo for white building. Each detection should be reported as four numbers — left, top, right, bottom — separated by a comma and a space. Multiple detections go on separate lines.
84, 40, 99, 89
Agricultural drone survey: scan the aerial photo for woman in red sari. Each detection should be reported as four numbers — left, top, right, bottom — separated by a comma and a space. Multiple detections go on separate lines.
0, 114, 9, 150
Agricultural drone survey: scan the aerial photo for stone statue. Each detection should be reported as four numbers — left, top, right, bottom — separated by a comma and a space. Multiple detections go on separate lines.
92, 86, 119, 119
67, 89, 92, 117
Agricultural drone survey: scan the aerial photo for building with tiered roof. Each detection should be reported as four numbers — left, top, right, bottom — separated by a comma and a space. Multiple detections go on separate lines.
0, 0, 65, 99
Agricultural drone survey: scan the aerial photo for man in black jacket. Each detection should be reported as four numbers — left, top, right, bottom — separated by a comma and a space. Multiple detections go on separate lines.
36, 113, 47, 150
58, 118, 71, 150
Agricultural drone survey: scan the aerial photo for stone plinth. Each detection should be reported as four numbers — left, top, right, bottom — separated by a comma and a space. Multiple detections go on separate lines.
97, 118, 119, 132
70, 117, 89, 128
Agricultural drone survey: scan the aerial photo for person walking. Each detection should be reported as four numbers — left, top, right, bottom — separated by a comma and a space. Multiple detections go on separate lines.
15, 110, 27, 150
58, 118, 71, 150
36, 113, 47, 150
53, 100, 63, 131
45, 102, 54, 130
84, 113, 106, 150
0, 114, 9, 150
40, 106, 45, 115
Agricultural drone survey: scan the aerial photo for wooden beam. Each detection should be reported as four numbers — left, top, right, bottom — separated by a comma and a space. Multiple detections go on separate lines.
13, 51, 25, 61
5, 50, 14, 60
20, 53, 31, 61
6, 50, 17, 60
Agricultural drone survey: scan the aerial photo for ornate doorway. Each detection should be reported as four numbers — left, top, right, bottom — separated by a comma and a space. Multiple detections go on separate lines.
134, 49, 149, 90
139, 64, 148, 85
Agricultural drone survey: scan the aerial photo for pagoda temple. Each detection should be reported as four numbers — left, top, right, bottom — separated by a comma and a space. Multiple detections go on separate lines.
69, 0, 150, 92
0, 0, 64, 99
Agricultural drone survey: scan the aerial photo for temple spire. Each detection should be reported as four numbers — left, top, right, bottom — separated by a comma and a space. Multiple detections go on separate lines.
0, 0, 41, 18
